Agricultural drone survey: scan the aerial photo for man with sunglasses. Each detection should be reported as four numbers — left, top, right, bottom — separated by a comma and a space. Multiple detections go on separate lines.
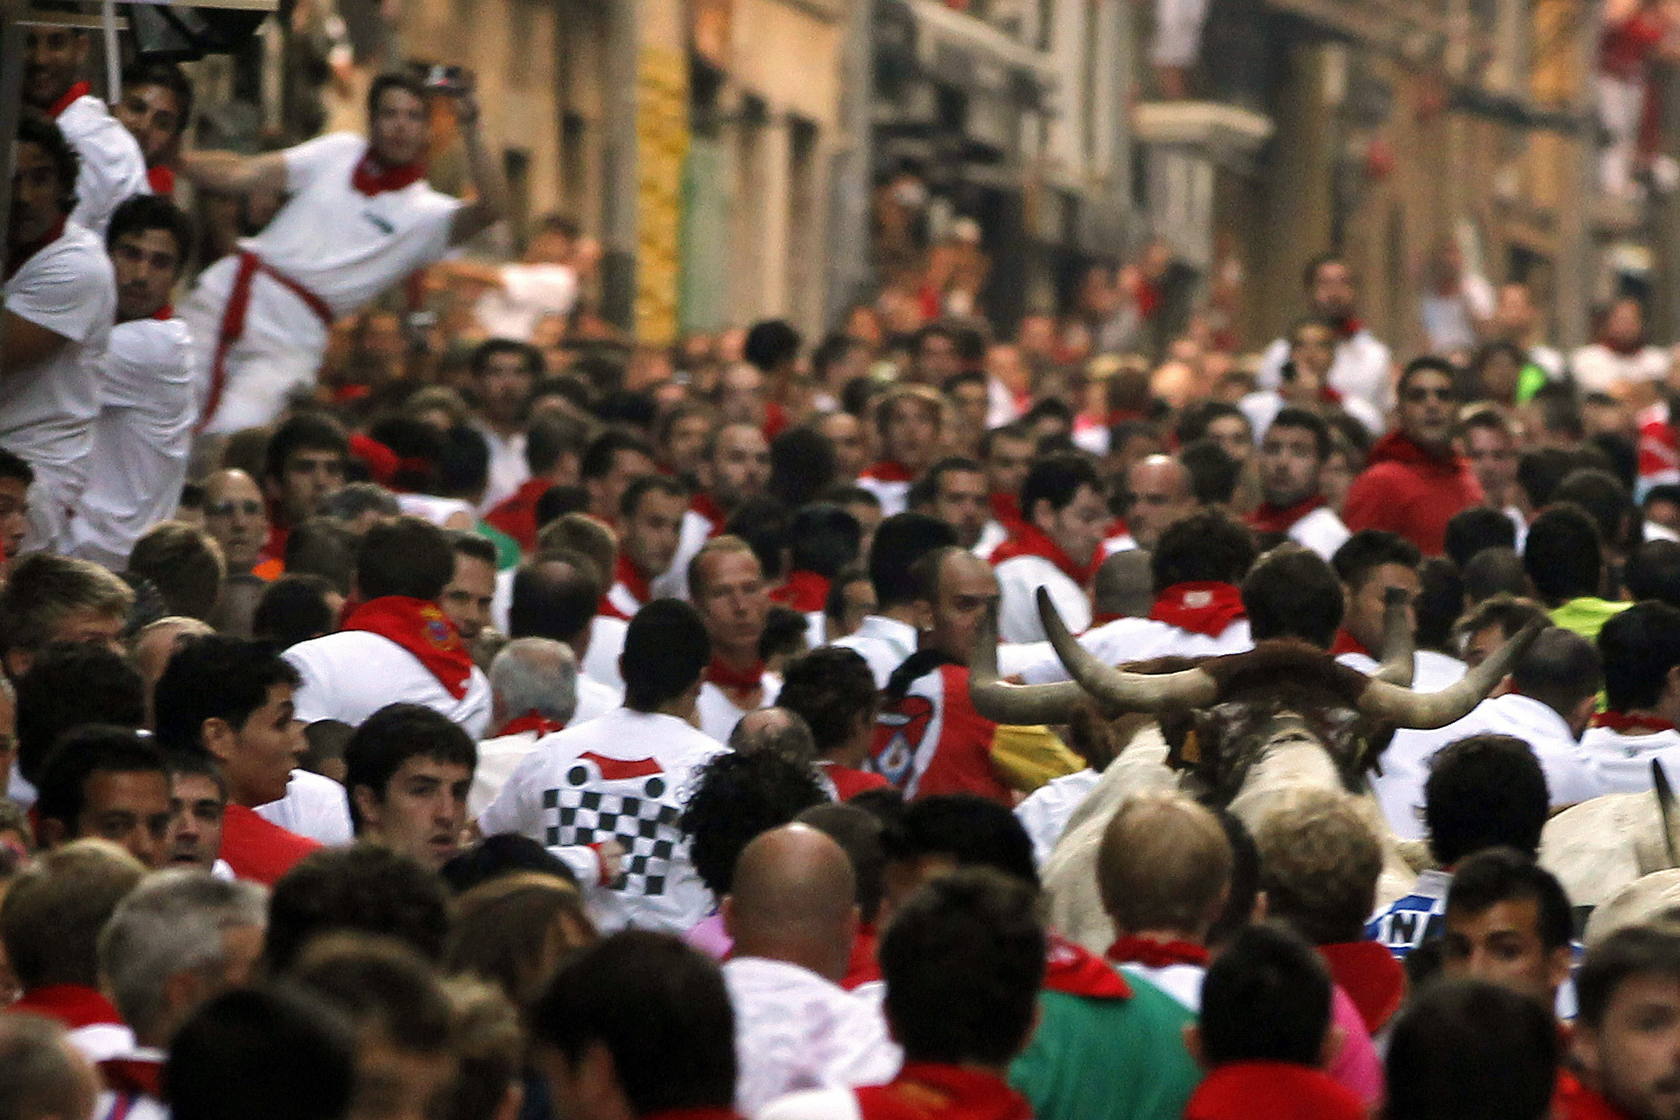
1343, 357, 1481, 556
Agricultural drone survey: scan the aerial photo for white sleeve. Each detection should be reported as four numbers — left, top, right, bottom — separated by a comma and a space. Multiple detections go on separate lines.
283, 133, 364, 194
67, 117, 147, 233
1255, 337, 1290, 389
6, 242, 114, 343
101, 320, 192, 408
476, 750, 542, 838
283, 647, 338, 726
757, 1090, 860, 1120
996, 565, 1046, 644
502, 265, 578, 316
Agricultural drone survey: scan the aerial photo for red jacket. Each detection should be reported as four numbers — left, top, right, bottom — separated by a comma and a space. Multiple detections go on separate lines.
1342, 431, 1482, 556
1184, 1062, 1365, 1120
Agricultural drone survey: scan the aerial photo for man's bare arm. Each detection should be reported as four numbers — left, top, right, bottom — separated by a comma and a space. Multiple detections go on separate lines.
178, 149, 289, 197
448, 82, 508, 246
0, 310, 69, 375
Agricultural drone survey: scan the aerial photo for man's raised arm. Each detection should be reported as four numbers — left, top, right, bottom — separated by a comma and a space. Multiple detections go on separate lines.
447, 79, 508, 246
177, 148, 288, 197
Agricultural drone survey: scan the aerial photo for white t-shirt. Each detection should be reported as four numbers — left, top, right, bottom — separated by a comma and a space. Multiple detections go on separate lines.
473, 262, 578, 341
395, 492, 476, 528
1572, 343, 1672, 395
654, 507, 723, 600
477, 707, 724, 931
1579, 725, 1680, 796
56, 95, 147, 234
856, 475, 910, 518
573, 676, 622, 725
722, 956, 901, 1116
697, 671, 781, 743
1257, 329, 1394, 413
1120, 962, 1205, 1013
828, 615, 918, 690
284, 630, 492, 737
1289, 505, 1352, 561
471, 728, 542, 819
995, 556, 1090, 644
474, 422, 528, 512
582, 615, 629, 692
68, 315, 195, 569
255, 767, 353, 845
1016, 767, 1101, 868
1240, 387, 1385, 440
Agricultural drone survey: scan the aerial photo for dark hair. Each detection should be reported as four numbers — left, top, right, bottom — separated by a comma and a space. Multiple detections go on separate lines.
797, 803, 887, 926
1446, 847, 1572, 951
1397, 355, 1460, 401
1516, 447, 1584, 511
1383, 978, 1559, 1120
366, 70, 428, 119
787, 503, 861, 579
617, 474, 685, 524
508, 555, 599, 644
580, 430, 654, 482
1462, 547, 1530, 604
0, 446, 34, 487
721, 498, 791, 583
530, 932, 736, 1115
107, 193, 193, 268
266, 846, 451, 973
1175, 401, 1249, 447
622, 599, 709, 711
679, 751, 826, 900
16, 644, 146, 785
909, 456, 986, 513
35, 725, 166, 834
1598, 600, 1680, 711
289, 936, 453, 1056
1590, 432, 1640, 495
264, 413, 348, 487
153, 635, 302, 756
356, 516, 454, 601
1180, 440, 1241, 506
1552, 469, 1635, 555
166, 986, 355, 1120
164, 748, 227, 799
1021, 452, 1102, 523
1511, 626, 1601, 716
879, 869, 1045, 1066
17, 111, 77, 215
1415, 556, 1465, 653
1444, 508, 1517, 571
1267, 407, 1331, 460
470, 338, 543, 379
1151, 510, 1255, 593
870, 513, 958, 610
439, 833, 579, 894
449, 531, 499, 572
284, 519, 356, 595
121, 59, 194, 129
1578, 923, 1680, 1029
437, 426, 490, 500
344, 704, 478, 831
128, 522, 222, 620
744, 320, 802, 372
525, 414, 589, 477
775, 647, 878, 757
1243, 548, 1344, 648
769, 427, 839, 509
1627, 539, 1680, 609
881, 795, 1038, 890
1426, 734, 1549, 865
1200, 924, 1331, 1066
1332, 530, 1422, 590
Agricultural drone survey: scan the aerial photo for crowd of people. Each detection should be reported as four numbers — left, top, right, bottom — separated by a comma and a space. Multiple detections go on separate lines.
15, 25, 1680, 1120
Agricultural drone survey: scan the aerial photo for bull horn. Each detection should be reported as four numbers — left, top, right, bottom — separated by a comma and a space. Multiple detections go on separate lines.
1656, 759, 1679, 869
1357, 619, 1544, 729
1372, 586, 1415, 687
1036, 587, 1219, 713
967, 604, 1086, 725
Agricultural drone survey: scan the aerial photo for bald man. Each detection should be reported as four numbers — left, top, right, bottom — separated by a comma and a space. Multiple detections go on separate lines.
201, 470, 275, 578
721, 825, 900, 1114
1120, 456, 1196, 552
729, 706, 817, 768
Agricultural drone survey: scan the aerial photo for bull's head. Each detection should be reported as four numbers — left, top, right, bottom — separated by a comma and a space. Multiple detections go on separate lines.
972, 588, 1542, 803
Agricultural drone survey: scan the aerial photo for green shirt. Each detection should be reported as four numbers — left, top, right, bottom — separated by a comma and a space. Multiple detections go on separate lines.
1550, 596, 1631, 642
1010, 973, 1201, 1120
476, 521, 522, 570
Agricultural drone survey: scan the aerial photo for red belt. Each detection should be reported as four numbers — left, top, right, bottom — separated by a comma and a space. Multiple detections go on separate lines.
199, 250, 334, 432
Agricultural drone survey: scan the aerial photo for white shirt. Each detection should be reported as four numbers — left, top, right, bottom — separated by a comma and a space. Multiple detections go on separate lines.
1257, 329, 1394, 413
995, 556, 1090, 644
55, 95, 147, 234
722, 956, 901, 1115
471, 728, 542, 818
478, 707, 724, 931
1, 221, 115, 474
1336, 649, 1468, 694
395, 492, 475, 528
1571, 342, 1672, 395
255, 768, 353, 845
285, 630, 492, 737
654, 507, 722, 600
1288, 505, 1352, 561
698, 672, 781, 743
1016, 767, 1101, 868
1120, 962, 1205, 1013
829, 615, 918, 689
1240, 387, 1385, 440
856, 475, 911, 518
69, 315, 195, 569
974, 519, 1009, 560
474, 422, 529, 512
1579, 724, 1680, 795
1016, 617, 1252, 685
473, 262, 578, 340
583, 615, 629, 692
573, 675, 622, 725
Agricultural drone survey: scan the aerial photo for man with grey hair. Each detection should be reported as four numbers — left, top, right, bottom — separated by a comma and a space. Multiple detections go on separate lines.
1092, 549, 1154, 623
0, 1014, 99, 1120
317, 482, 401, 534
729, 706, 818, 768
94, 870, 267, 1114
470, 637, 580, 817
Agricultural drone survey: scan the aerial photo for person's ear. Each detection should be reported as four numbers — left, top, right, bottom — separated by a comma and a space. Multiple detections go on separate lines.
351, 785, 382, 835
3, 649, 32, 680
910, 597, 935, 632
720, 895, 738, 941
200, 717, 237, 765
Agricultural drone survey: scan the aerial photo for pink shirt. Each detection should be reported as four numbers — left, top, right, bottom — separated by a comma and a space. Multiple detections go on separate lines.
1326, 984, 1384, 1105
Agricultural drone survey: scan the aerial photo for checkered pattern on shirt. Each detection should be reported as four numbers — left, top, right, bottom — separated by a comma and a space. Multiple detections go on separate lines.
542, 770, 680, 897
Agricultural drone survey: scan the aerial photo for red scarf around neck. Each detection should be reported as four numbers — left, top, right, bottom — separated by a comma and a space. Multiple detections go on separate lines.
47, 80, 90, 118
4, 217, 65, 282
12, 983, 124, 1029
1043, 933, 1132, 999
342, 596, 474, 699
614, 551, 653, 605
691, 491, 727, 532
1333, 315, 1363, 340
500, 711, 566, 737
351, 151, 427, 196
1107, 935, 1210, 969
863, 460, 915, 483
770, 569, 831, 612
989, 491, 1025, 531
1330, 629, 1369, 657
1149, 581, 1246, 637
1248, 494, 1326, 535
147, 163, 176, 196
856, 1064, 1033, 1120
101, 1057, 164, 1099
706, 656, 766, 696
989, 524, 1098, 586
1594, 710, 1678, 734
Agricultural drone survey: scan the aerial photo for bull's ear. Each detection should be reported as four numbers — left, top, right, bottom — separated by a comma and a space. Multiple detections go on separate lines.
1161, 710, 1216, 776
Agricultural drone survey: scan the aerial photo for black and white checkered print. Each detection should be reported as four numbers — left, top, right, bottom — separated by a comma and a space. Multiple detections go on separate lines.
542, 777, 681, 897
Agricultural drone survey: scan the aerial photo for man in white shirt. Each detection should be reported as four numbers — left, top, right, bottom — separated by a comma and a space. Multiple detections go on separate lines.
471, 638, 578, 816
70, 195, 194, 570
1581, 602, 1680, 794
1246, 407, 1349, 561
654, 422, 771, 600
690, 536, 779, 742
858, 386, 945, 517
1571, 296, 1672, 404
178, 70, 506, 433
23, 27, 146, 232
992, 453, 1108, 643
1257, 255, 1394, 414
721, 825, 899, 1114
467, 339, 539, 511
285, 517, 492, 737
603, 476, 687, 620
3, 114, 117, 554
504, 553, 623, 721
831, 513, 958, 688
907, 456, 996, 555
465, 214, 585, 342
478, 599, 724, 931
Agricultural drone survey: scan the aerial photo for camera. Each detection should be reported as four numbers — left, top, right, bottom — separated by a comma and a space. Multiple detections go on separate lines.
424, 65, 465, 92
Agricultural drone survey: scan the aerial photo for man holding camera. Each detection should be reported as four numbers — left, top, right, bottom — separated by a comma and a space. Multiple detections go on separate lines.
178, 68, 507, 434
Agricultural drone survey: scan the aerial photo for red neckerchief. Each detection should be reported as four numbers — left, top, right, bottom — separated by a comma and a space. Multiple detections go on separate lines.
1185, 1061, 1366, 1120
863, 460, 915, 483
4, 217, 66, 282
614, 551, 653, 605
12, 983, 124, 1029
840, 924, 882, 990
691, 491, 727, 532
1317, 940, 1405, 1034
706, 655, 765, 696
350, 151, 426, 196
989, 492, 1025, 531
147, 164, 176, 196
1330, 629, 1369, 657
1555, 1071, 1633, 1120
855, 1063, 1033, 1120
1043, 932, 1132, 999
100, 1057, 163, 1098
641, 1109, 743, 1120
1149, 582, 1246, 637
1248, 494, 1326, 535
771, 569, 830, 612
1333, 315, 1363, 340
150, 303, 175, 321
47, 80, 91, 118
342, 596, 474, 699
1106, 935, 1210, 968
500, 711, 566, 737
990, 524, 1099, 586
1594, 710, 1678, 734
1602, 335, 1648, 358
1134, 277, 1162, 319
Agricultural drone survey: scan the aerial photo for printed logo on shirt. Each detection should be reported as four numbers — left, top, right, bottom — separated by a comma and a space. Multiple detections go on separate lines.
362, 212, 395, 235
542, 754, 678, 897
875, 695, 935, 786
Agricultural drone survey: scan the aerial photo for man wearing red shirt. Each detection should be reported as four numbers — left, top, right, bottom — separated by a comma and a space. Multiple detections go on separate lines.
1561, 923, 1680, 1120
1343, 357, 1482, 556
